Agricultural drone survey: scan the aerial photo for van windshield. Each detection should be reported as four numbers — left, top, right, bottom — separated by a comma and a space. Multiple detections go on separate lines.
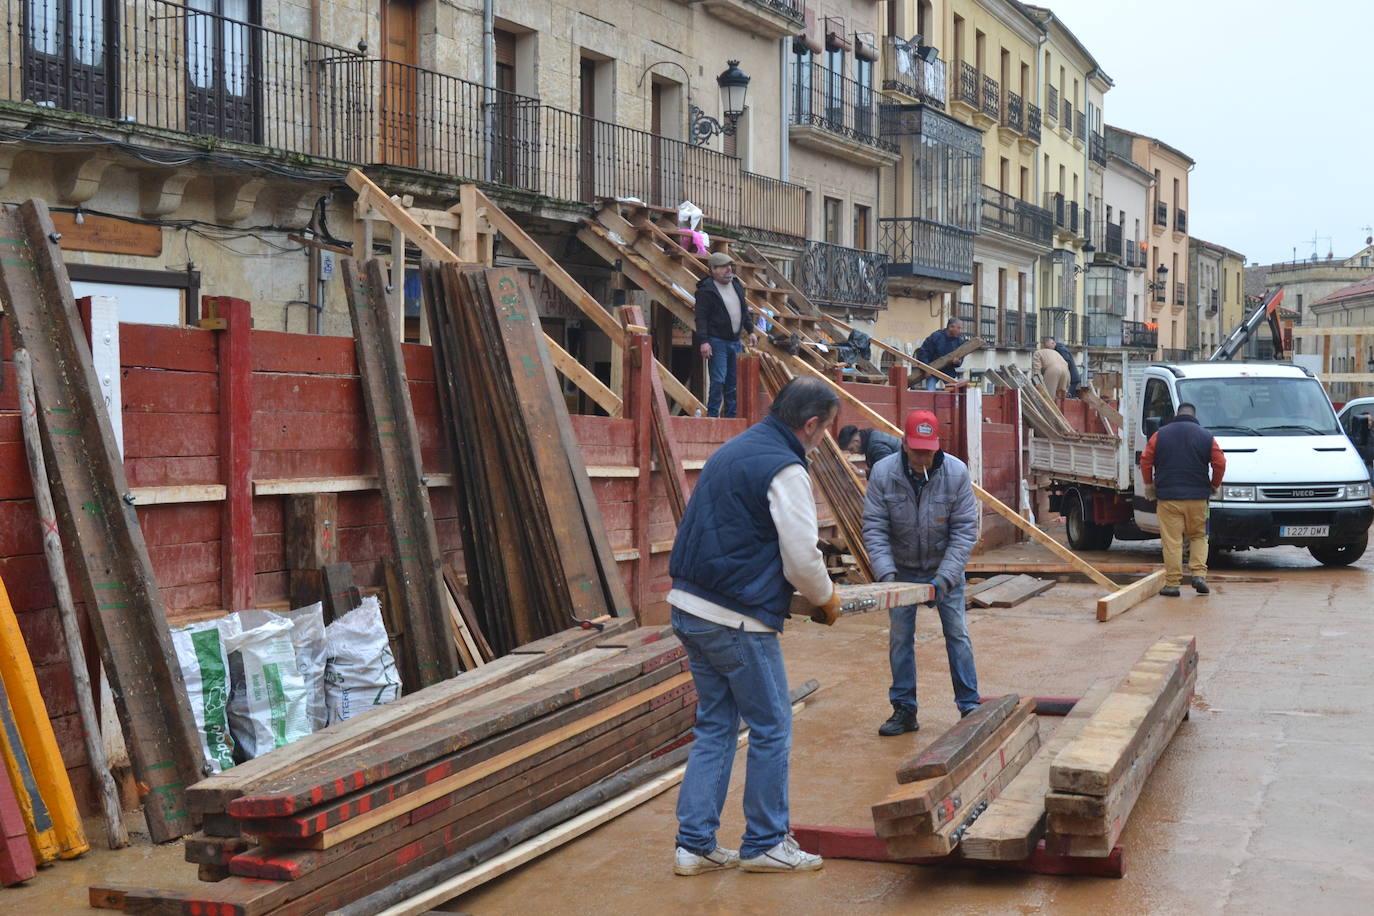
1176, 377, 1340, 436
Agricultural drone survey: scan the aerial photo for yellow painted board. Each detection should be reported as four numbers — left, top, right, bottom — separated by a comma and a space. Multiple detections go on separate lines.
0, 574, 88, 858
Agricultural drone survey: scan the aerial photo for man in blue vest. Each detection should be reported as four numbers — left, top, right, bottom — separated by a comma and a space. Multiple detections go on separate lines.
667, 375, 843, 876
1140, 402, 1226, 596
862, 409, 980, 736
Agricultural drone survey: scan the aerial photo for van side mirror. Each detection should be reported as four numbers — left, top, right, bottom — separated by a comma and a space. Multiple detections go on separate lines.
1143, 416, 1161, 436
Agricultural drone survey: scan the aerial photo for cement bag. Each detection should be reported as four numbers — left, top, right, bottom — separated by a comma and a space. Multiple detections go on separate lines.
170, 620, 234, 773
324, 596, 401, 724
221, 614, 312, 761
237, 605, 329, 733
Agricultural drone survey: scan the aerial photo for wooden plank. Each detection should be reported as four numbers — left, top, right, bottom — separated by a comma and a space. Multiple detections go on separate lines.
971, 575, 1055, 609
183, 833, 252, 867
1292, 325, 1374, 337
960, 677, 1117, 861
443, 567, 493, 664
911, 337, 986, 383
0, 742, 37, 884
1045, 672, 1194, 856
875, 714, 1041, 837
882, 727, 1042, 859
209, 297, 255, 612
342, 258, 458, 688
252, 475, 453, 496
225, 640, 687, 818
284, 494, 337, 609
130, 485, 226, 505
1096, 570, 1167, 622
1049, 636, 1197, 797
790, 581, 933, 620
897, 695, 1023, 783
1078, 387, 1124, 430
543, 336, 622, 417
963, 574, 1015, 598
0, 200, 202, 842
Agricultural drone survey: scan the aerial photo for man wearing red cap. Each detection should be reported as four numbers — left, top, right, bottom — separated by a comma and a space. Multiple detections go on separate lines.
861, 409, 981, 735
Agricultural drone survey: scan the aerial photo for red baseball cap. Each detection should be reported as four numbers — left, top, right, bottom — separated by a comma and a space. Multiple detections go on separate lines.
903, 409, 940, 450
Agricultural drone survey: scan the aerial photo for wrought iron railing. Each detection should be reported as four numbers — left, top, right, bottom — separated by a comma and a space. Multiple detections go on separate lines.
1208, 289, 1220, 314
1105, 221, 1123, 259
1081, 206, 1092, 244
956, 61, 979, 108
1174, 281, 1186, 306
975, 303, 997, 342
1061, 99, 1072, 128
1002, 308, 1023, 349
1122, 319, 1158, 349
1153, 284, 1167, 304
1040, 307, 1079, 346
1089, 130, 1106, 165
880, 217, 976, 285
740, 170, 807, 240
881, 37, 946, 108
1175, 207, 1188, 233
1003, 91, 1024, 133
1046, 84, 1058, 123
954, 301, 978, 332
982, 185, 1052, 246
981, 73, 1000, 120
1162, 348, 1191, 361
1045, 194, 1079, 235
1023, 312, 1037, 350
1154, 200, 1170, 226
792, 60, 895, 152
1075, 110, 1087, 142
745, 0, 806, 24
797, 240, 889, 310
1026, 102, 1041, 143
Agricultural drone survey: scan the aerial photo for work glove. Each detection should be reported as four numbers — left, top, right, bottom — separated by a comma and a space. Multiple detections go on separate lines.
1144, 483, 1156, 501
811, 588, 843, 626
927, 576, 949, 608
880, 572, 898, 583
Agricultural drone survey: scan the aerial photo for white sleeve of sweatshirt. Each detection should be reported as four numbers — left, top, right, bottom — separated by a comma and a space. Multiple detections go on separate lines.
767, 464, 834, 607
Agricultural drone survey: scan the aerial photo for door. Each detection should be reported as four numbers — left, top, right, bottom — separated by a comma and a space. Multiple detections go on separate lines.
490, 28, 529, 187
579, 57, 598, 202
25, 0, 117, 117
379, 0, 418, 166
1133, 374, 1176, 532
186, 0, 257, 142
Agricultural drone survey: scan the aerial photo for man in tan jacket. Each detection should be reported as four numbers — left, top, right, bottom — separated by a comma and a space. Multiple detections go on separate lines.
1031, 337, 1070, 397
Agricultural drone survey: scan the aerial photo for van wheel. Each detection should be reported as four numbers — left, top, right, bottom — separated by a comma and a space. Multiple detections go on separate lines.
1065, 491, 1114, 551
1309, 536, 1367, 567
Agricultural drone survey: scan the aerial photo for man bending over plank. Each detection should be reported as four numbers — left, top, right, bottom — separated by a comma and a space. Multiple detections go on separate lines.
666, 376, 842, 875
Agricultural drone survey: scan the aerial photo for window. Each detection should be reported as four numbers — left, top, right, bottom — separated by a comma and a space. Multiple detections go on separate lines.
824, 197, 842, 245
793, 49, 813, 119
67, 264, 202, 325
25, 0, 118, 117
855, 56, 874, 136
187, 0, 259, 142
853, 204, 871, 251
1142, 377, 1175, 434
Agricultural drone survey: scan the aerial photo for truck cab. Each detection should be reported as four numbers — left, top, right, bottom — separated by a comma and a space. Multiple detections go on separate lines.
1133, 363, 1373, 565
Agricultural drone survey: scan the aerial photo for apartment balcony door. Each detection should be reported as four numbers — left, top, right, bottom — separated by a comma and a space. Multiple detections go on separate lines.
186, 0, 258, 142
379, 0, 418, 167
24, 0, 117, 117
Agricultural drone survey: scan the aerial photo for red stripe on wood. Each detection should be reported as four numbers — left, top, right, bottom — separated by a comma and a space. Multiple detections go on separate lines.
120, 324, 217, 372
121, 368, 219, 414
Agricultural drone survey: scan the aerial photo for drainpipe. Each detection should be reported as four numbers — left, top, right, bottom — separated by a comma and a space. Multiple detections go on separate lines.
779, 38, 790, 182
483, 0, 495, 182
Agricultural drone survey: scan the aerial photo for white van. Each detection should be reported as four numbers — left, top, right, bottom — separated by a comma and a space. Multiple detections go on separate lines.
1032, 362, 1373, 566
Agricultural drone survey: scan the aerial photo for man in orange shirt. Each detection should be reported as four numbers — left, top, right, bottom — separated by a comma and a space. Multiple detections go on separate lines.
1140, 402, 1226, 596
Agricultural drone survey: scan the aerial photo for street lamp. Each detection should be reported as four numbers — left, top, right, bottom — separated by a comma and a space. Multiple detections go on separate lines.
1145, 263, 1169, 293
690, 61, 751, 146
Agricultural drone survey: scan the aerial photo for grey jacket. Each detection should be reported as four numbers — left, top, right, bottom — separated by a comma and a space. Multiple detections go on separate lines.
862, 451, 978, 587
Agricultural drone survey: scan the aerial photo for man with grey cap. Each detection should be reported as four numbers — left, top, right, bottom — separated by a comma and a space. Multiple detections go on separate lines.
695, 251, 757, 418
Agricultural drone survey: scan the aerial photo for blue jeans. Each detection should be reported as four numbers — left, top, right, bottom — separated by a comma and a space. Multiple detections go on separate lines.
671, 608, 791, 859
887, 573, 979, 714
706, 337, 743, 418
923, 374, 940, 391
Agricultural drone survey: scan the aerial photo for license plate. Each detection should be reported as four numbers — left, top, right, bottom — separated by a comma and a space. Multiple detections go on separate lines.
1280, 525, 1330, 537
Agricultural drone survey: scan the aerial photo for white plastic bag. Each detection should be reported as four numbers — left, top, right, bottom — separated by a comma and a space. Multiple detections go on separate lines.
238, 605, 328, 733
221, 613, 312, 761
170, 620, 234, 773
324, 596, 401, 724
677, 200, 703, 231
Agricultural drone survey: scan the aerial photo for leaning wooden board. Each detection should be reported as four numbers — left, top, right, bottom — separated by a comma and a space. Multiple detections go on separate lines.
1049, 636, 1197, 797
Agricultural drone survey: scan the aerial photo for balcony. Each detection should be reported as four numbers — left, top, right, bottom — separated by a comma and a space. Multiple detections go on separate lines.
700, 0, 805, 40
791, 61, 899, 166
1208, 289, 1220, 315
1174, 281, 1186, 307
1080, 207, 1092, 247
797, 240, 889, 311
1026, 103, 1042, 143
1154, 200, 1170, 228
881, 37, 947, 109
1045, 192, 1079, 242
955, 61, 980, 110
981, 186, 1052, 248
880, 217, 976, 286
1074, 110, 1087, 146
2, 0, 808, 234
1040, 307, 1078, 346
1060, 100, 1073, 137
1084, 313, 1122, 348
1122, 319, 1158, 350
1045, 85, 1059, 124
1002, 308, 1030, 349
1104, 221, 1123, 261
1175, 207, 1188, 234
739, 171, 808, 241
1001, 91, 1024, 135
981, 73, 1001, 122
1089, 130, 1106, 166
951, 302, 997, 343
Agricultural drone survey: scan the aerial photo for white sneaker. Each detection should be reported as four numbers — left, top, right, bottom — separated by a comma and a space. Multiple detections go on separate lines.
673, 845, 740, 876
738, 835, 823, 873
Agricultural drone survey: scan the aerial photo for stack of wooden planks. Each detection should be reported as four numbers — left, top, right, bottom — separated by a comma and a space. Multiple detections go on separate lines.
98, 623, 696, 914
870, 695, 1040, 858
421, 261, 632, 654
758, 354, 874, 581
1043, 635, 1197, 856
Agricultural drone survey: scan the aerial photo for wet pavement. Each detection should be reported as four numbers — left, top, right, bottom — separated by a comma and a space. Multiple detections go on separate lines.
7, 536, 1371, 915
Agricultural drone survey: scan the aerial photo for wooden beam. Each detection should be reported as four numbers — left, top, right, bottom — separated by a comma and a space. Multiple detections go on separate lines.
1292, 325, 1374, 337
1078, 387, 1124, 431
543, 336, 622, 417
129, 484, 227, 505
1095, 569, 1166, 622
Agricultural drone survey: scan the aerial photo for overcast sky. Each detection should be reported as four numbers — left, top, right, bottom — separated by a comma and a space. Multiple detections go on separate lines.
1043, 0, 1374, 265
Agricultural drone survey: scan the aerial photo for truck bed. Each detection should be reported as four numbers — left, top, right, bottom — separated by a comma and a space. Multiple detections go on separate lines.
1028, 435, 1124, 489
